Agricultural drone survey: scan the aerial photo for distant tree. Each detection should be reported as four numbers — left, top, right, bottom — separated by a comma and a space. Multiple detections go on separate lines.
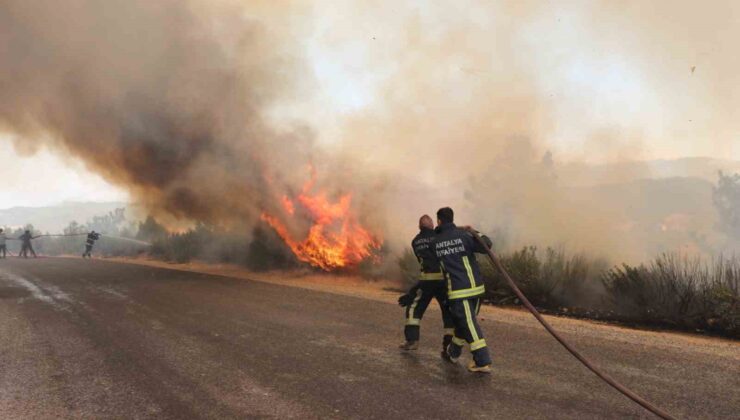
22, 224, 40, 236
118, 221, 139, 239
541, 150, 554, 169
63, 221, 87, 235
713, 171, 740, 240
541, 149, 557, 181
136, 216, 168, 241
87, 208, 126, 235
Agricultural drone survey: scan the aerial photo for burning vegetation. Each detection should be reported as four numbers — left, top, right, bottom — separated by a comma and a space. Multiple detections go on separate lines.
261, 168, 382, 271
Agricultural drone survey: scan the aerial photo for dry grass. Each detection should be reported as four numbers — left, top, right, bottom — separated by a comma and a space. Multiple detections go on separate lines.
400, 245, 739, 338
602, 253, 739, 337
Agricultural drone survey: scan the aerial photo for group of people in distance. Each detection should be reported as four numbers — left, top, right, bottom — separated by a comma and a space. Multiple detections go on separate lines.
0, 229, 40, 258
0, 228, 101, 259
398, 206, 493, 373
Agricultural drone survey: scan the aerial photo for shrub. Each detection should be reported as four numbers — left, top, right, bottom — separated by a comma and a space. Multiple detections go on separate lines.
602, 253, 739, 337
395, 244, 740, 336
245, 226, 296, 270
397, 248, 420, 288
479, 246, 606, 309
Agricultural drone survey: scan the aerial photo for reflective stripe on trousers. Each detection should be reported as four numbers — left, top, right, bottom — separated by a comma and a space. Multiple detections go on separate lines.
446, 297, 491, 366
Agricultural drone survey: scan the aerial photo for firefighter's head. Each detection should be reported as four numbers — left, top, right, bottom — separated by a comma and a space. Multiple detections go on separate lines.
24, 230, 30, 234
436, 207, 454, 226
0, 228, 3, 233
418, 214, 434, 230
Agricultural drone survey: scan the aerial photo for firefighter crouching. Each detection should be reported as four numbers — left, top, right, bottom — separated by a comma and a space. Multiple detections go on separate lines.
433, 207, 493, 373
398, 215, 454, 356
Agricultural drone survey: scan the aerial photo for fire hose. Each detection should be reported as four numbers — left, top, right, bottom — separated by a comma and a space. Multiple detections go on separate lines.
5, 233, 87, 239
7, 233, 150, 246
34, 233, 150, 245
35, 233, 88, 237
469, 231, 676, 420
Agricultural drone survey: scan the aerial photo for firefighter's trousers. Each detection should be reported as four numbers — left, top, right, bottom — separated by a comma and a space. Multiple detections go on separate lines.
447, 297, 492, 366
20, 244, 36, 258
404, 281, 454, 349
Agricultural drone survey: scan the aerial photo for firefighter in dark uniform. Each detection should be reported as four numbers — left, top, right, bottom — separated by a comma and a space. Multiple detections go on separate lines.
398, 215, 454, 355
18, 230, 39, 258
432, 207, 493, 373
83, 231, 101, 258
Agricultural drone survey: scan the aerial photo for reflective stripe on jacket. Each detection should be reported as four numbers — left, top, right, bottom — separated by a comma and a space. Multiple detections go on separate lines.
432, 222, 491, 300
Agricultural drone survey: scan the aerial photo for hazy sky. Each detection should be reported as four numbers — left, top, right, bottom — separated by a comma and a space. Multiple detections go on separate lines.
1, 0, 738, 209
0, 140, 129, 208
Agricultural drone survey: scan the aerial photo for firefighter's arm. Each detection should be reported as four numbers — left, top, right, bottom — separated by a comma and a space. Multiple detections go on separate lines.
475, 234, 493, 253
462, 226, 492, 253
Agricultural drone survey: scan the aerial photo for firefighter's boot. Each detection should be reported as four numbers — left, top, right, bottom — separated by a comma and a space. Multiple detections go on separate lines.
440, 334, 453, 360
398, 341, 419, 351
467, 361, 492, 374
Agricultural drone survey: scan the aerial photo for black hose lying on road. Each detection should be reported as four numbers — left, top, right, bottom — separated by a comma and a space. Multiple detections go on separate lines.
470, 231, 677, 420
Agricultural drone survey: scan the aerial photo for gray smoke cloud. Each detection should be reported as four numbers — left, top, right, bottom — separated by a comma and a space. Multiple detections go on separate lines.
0, 0, 317, 228
2, 0, 739, 265
323, 1, 740, 262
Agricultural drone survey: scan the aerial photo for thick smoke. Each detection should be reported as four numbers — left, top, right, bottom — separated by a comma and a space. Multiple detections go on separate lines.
2, 1, 739, 265
317, 2, 634, 260
0, 0, 315, 228
321, 1, 740, 262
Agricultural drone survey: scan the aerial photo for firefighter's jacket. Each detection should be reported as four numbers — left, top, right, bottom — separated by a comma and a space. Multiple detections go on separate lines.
19, 232, 33, 246
412, 227, 444, 281
86, 233, 100, 246
432, 222, 492, 300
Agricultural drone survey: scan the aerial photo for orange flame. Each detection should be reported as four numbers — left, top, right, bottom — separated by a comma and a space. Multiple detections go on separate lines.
261, 171, 382, 271
281, 195, 295, 216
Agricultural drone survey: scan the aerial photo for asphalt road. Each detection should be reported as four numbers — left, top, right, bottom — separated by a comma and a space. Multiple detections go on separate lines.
0, 258, 737, 419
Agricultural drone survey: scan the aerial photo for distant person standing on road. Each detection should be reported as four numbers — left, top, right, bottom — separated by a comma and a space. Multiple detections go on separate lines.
0, 228, 7, 258
82, 231, 101, 258
18, 230, 39, 258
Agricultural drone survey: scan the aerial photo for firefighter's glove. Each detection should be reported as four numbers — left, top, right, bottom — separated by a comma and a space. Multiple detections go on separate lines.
398, 294, 415, 307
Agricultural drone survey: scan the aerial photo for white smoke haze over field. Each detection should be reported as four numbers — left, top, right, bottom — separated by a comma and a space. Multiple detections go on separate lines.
1, 0, 739, 264
319, 1, 740, 261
